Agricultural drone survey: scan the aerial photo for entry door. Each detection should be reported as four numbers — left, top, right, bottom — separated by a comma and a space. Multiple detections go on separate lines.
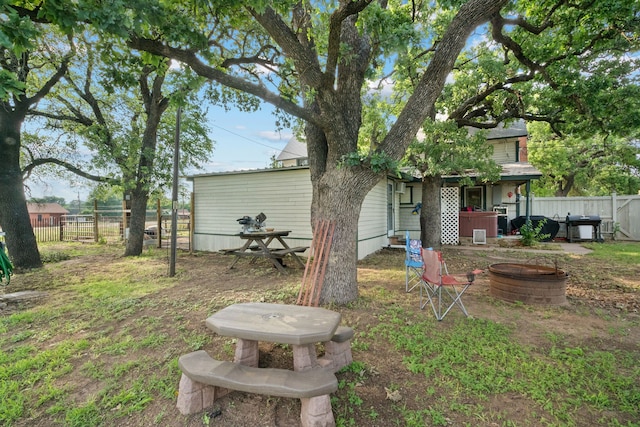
387, 183, 394, 236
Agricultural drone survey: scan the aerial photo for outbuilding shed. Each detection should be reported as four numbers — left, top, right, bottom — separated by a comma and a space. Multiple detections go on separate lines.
189, 166, 391, 260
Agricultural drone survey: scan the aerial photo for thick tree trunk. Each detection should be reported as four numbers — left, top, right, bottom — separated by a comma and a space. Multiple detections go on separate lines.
311, 167, 380, 305
420, 175, 443, 249
305, 114, 381, 304
124, 187, 150, 256
123, 73, 166, 256
0, 110, 43, 269
555, 175, 574, 197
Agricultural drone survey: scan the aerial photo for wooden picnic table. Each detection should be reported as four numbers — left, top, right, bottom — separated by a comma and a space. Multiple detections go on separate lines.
221, 230, 307, 273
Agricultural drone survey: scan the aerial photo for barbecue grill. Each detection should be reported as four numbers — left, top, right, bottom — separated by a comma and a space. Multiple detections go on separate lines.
565, 214, 603, 242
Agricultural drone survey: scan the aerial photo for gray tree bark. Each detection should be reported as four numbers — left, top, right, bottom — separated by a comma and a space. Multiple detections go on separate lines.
420, 175, 443, 250
0, 108, 43, 269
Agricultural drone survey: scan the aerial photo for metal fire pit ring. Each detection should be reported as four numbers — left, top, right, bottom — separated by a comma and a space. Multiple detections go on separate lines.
488, 263, 569, 305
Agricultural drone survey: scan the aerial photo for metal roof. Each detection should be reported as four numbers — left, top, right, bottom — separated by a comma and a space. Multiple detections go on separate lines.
466, 119, 528, 140
27, 203, 70, 214
276, 137, 308, 161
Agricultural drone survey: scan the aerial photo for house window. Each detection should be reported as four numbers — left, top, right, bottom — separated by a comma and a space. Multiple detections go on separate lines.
37, 214, 43, 223
399, 186, 413, 205
464, 186, 483, 210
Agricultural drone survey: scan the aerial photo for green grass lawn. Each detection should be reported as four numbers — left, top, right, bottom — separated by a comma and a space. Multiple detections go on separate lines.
1, 241, 638, 426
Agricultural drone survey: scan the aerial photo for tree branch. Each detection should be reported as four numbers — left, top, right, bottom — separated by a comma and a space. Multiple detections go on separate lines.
24, 57, 69, 106
381, 0, 509, 160
448, 73, 535, 122
22, 158, 119, 184
27, 109, 93, 126
247, 6, 325, 89
127, 36, 321, 126
490, 14, 557, 88
325, 0, 373, 87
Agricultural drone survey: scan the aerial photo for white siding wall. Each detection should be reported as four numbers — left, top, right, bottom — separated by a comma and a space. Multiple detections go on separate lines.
489, 138, 518, 163
192, 168, 392, 259
193, 168, 313, 252
358, 180, 388, 257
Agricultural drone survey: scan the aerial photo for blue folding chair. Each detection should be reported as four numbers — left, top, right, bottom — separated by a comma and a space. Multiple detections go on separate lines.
404, 231, 423, 293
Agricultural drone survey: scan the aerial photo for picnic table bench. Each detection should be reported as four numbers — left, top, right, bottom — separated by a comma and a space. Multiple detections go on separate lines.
176, 303, 353, 427
221, 231, 308, 273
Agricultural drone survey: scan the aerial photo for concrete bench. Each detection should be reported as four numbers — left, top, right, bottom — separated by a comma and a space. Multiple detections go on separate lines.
318, 326, 354, 373
177, 350, 338, 427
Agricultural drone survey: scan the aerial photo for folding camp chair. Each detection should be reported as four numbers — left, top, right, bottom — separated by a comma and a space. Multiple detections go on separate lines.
420, 248, 482, 321
404, 231, 423, 293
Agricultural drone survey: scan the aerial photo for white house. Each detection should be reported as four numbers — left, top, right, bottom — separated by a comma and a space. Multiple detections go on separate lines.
399, 120, 542, 243
188, 122, 541, 256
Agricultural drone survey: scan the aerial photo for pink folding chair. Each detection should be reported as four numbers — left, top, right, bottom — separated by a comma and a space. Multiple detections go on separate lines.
420, 248, 482, 321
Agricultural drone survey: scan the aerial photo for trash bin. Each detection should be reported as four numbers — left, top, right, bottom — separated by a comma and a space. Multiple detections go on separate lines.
578, 225, 592, 240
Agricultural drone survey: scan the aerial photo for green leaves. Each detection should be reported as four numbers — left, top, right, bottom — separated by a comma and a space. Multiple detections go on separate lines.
405, 119, 500, 182
528, 122, 640, 196
0, 70, 26, 100
0, 6, 38, 55
340, 150, 399, 174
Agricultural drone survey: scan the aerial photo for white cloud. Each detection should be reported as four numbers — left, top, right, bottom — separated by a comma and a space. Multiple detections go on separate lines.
169, 59, 185, 71
256, 130, 293, 141
367, 78, 395, 99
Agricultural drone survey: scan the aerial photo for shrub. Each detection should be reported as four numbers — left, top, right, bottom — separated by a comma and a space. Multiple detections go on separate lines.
519, 219, 551, 246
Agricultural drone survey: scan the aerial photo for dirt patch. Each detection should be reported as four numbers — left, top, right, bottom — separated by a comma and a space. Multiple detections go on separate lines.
3, 243, 639, 426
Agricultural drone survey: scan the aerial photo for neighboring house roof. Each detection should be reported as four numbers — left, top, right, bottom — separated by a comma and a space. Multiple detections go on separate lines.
467, 119, 528, 140
498, 162, 542, 179
443, 162, 542, 183
275, 121, 527, 163
27, 203, 69, 214
276, 137, 307, 161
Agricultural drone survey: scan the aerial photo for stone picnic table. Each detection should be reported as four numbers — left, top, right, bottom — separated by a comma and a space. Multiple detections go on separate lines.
206, 302, 342, 371
177, 302, 353, 427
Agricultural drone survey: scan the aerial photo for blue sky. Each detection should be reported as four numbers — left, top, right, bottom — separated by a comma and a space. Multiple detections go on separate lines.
26, 102, 294, 204
203, 104, 294, 172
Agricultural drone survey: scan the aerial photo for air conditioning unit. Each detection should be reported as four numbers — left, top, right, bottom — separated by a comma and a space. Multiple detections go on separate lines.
473, 229, 487, 245
396, 182, 406, 194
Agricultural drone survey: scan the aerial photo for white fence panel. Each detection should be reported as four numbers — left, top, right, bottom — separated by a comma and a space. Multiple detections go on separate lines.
529, 194, 640, 241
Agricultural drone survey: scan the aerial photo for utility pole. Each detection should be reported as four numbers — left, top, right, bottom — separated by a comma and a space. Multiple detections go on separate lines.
169, 106, 181, 277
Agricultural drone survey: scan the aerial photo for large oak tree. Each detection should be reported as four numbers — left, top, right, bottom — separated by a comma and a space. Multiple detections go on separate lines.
125, 0, 638, 304
34, 36, 213, 256
1, 3, 213, 265
0, 9, 70, 269
127, 0, 509, 304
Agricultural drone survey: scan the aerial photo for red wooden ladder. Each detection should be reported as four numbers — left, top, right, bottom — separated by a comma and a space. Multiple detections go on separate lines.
296, 220, 335, 307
